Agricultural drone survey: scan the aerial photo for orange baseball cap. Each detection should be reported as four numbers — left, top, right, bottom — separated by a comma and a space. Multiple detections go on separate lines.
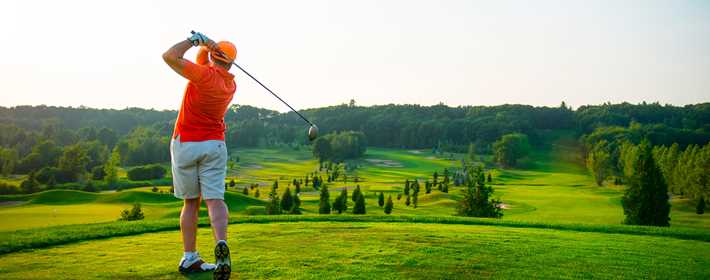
211, 41, 237, 63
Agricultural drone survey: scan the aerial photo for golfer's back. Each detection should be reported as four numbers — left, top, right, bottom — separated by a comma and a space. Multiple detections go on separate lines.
172, 63, 237, 142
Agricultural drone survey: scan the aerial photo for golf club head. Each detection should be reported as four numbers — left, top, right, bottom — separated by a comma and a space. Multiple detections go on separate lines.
308, 125, 319, 141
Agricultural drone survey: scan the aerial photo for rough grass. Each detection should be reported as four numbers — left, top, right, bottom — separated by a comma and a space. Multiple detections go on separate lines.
0, 222, 708, 279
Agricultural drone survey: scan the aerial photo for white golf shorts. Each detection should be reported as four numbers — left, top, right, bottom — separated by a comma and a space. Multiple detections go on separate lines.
170, 135, 228, 200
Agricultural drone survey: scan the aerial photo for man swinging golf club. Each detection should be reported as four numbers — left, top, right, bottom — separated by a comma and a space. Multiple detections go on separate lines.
162, 31, 235, 279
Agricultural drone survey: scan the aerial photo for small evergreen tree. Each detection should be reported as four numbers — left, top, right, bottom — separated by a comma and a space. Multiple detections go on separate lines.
352, 185, 362, 202
487, 173, 492, 183
412, 192, 418, 208
378, 192, 385, 207
229, 179, 236, 188
384, 195, 393, 214
425, 180, 432, 194
442, 183, 449, 193
353, 191, 366, 214
433, 171, 439, 186
266, 186, 281, 215
697, 197, 705, 215
281, 187, 294, 213
405, 194, 411, 206
397, 193, 402, 200
319, 184, 331, 214
404, 179, 410, 195
242, 187, 249, 195
621, 140, 670, 226
457, 166, 502, 218
290, 194, 302, 214
255, 188, 260, 198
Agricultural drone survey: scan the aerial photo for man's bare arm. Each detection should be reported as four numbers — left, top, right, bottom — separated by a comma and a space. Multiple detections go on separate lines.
162, 39, 194, 79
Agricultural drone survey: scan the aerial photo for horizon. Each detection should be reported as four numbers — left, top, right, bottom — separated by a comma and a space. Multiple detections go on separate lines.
1, 0, 709, 112
3, 99, 709, 113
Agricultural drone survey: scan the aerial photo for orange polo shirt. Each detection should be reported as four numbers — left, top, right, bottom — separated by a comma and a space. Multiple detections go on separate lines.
172, 48, 236, 142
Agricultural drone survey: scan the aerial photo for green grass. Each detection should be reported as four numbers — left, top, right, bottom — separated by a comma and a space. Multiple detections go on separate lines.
0, 221, 708, 279
0, 188, 265, 231
2, 215, 708, 256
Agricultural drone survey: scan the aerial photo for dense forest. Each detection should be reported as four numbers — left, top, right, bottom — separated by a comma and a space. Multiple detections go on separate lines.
0, 102, 708, 199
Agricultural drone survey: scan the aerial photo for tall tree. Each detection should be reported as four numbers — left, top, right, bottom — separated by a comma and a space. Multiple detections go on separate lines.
58, 144, 89, 182
587, 140, 612, 186
621, 140, 670, 226
378, 192, 385, 207
290, 194, 302, 214
493, 133, 531, 168
104, 148, 120, 188
467, 143, 477, 163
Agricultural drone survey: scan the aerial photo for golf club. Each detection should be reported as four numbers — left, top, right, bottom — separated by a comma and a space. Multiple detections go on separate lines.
191, 31, 319, 141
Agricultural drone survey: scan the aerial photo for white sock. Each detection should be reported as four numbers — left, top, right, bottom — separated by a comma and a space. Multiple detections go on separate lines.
183, 251, 198, 261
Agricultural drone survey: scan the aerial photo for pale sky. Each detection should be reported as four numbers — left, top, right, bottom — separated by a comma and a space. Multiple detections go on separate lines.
1, 0, 709, 112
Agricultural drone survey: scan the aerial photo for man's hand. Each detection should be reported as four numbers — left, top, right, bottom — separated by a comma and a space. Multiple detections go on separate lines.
188, 31, 217, 50
188, 32, 210, 47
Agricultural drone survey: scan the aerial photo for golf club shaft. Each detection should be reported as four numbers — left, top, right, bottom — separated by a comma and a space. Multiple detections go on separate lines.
229, 62, 314, 127
190, 31, 314, 126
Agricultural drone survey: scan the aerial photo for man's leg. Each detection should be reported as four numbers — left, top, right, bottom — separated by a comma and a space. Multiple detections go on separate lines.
180, 198, 201, 252
204, 199, 228, 241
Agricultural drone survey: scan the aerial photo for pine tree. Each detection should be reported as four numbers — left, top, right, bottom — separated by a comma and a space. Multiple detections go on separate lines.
405, 194, 411, 206
442, 183, 449, 193
412, 191, 418, 208
384, 195, 394, 214
290, 194, 302, 214
404, 179, 410, 195
378, 192, 385, 207
266, 186, 281, 215
333, 188, 348, 213
229, 179, 236, 188
397, 193, 402, 200
433, 171, 439, 186
697, 197, 705, 215
273, 180, 279, 189
242, 187, 249, 195
622, 140, 670, 226
487, 173, 492, 183
457, 166, 502, 218
255, 188, 260, 198
352, 185, 362, 202
319, 184, 331, 214
425, 180, 432, 194
281, 187, 294, 213
353, 191, 366, 214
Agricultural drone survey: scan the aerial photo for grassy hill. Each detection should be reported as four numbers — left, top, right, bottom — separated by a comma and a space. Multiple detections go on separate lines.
0, 138, 708, 279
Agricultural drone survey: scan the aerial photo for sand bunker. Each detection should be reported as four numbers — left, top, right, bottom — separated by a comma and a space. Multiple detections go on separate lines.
365, 159, 403, 168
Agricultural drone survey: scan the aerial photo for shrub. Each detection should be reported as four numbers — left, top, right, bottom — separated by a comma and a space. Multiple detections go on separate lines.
91, 166, 106, 180
119, 203, 145, 221
378, 192, 385, 207
127, 164, 166, 181
281, 187, 294, 213
245, 206, 267, 216
151, 186, 158, 193
83, 180, 99, 193
0, 182, 20, 195
697, 197, 705, 215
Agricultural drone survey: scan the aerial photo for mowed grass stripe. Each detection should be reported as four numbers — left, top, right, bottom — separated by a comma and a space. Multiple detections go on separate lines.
0, 222, 708, 279
2, 215, 709, 256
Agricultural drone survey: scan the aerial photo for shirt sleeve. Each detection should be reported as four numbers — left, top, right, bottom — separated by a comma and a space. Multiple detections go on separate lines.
182, 60, 209, 83
196, 47, 209, 65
